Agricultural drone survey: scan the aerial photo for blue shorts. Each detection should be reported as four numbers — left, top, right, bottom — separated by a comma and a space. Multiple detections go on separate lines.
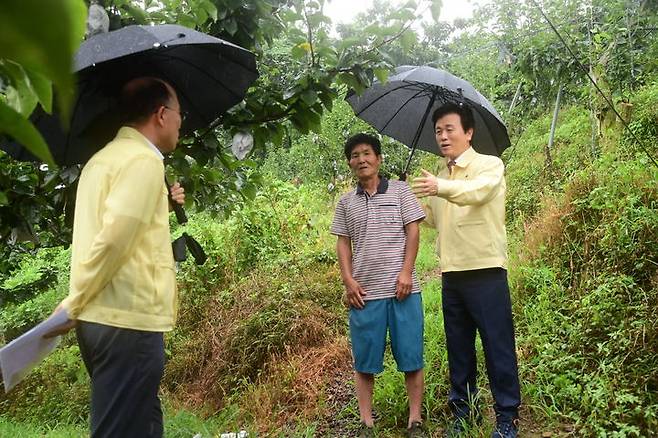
349, 293, 424, 374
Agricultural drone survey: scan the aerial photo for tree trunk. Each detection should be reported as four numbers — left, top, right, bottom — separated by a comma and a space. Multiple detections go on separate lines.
546, 83, 563, 168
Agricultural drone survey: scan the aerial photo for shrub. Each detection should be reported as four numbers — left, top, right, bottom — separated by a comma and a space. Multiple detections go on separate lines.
510, 154, 658, 435
0, 344, 89, 426
163, 181, 346, 416
0, 246, 70, 341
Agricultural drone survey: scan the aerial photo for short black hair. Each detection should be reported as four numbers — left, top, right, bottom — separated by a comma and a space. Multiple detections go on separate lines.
119, 77, 174, 125
344, 133, 381, 160
432, 102, 475, 133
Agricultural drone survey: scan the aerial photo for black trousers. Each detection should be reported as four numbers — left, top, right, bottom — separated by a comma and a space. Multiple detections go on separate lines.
441, 268, 521, 420
76, 321, 165, 438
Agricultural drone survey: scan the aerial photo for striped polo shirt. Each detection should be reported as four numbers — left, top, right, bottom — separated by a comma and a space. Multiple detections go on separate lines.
331, 177, 426, 301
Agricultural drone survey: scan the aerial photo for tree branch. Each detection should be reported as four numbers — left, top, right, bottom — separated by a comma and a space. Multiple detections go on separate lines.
303, 6, 316, 67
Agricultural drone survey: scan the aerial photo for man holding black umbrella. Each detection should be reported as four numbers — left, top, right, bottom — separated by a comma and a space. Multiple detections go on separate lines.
45, 77, 185, 438
412, 103, 521, 438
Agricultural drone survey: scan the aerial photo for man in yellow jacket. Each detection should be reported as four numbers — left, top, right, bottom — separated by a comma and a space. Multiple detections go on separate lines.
47, 77, 185, 438
412, 102, 520, 438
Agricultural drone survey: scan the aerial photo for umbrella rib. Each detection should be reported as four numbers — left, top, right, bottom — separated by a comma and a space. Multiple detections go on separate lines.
471, 100, 506, 154
64, 79, 97, 165
165, 76, 210, 129
403, 89, 438, 174
355, 82, 428, 117
148, 51, 251, 127
379, 87, 429, 132
154, 47, 254, 100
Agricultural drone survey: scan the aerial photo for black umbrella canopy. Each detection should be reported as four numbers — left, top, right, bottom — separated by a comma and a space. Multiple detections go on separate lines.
2, 24, 258, 166
347, 65, 510, 158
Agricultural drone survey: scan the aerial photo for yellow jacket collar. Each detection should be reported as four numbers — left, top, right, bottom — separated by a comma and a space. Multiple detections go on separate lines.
114, 126, 164, 159
447, 146, 477, 169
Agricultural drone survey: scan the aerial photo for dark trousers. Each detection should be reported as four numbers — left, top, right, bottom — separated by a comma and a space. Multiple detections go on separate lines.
76, 321, 165, 438
442, 268, 521, 420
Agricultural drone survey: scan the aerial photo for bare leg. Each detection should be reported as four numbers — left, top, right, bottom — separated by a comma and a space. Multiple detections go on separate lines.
355, 371, 375, 426
405, 369, 424, 427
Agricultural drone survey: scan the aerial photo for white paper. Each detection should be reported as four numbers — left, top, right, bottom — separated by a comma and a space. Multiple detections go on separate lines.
0, 308, 69, 392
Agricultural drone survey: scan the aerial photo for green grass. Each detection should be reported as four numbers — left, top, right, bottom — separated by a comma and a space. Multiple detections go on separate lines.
0, 417, 86, 438
0, 403, 244, 438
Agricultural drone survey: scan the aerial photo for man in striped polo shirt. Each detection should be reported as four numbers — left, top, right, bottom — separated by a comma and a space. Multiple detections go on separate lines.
331, 133, 427, 438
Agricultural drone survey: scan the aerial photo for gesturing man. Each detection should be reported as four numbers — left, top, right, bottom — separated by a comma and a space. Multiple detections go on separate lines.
331, 133, 427, 438
46, 77, 185, 438
412, 103, 521, 438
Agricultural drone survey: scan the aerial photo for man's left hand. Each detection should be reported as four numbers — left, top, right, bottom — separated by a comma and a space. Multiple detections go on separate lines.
42, 303, 78, 339
43, 319, 78, 339
169, 182, 185, 206
396, 270, 413, 301
411, 169, 439, 198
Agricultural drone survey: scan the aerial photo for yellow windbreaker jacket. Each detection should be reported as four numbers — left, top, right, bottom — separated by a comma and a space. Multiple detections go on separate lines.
62, 127, 177, 332
423, 147, 508, 272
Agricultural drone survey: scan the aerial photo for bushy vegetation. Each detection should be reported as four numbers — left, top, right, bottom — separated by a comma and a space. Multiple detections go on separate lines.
1, 180, 350, 434
507, 83, 658, 436
3, 1, 658, 435
3, 84, 658, 437
0, 246, 70, 341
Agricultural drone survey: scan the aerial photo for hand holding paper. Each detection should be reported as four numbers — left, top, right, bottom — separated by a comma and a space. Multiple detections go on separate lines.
0, 308, 72, 392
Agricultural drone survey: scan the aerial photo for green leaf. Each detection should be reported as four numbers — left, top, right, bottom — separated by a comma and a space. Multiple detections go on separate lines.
0, 0, 87, 125
178, 14, 197, 29
1, 61, 38, 117
123, 4, 148, 24
306, 110, 322, 132
0, 100, 54, 165
0, 191, 8, 206
300, 89, 318, 106
23, 68, 52, 114
399, 30, 417, 51
194, 7, 209, 26
290, 113, 310, 134
291, 43, 310, 60
203, 0, 218, 21
337, 37, 362, 51
241, 183, 257, 200
430, 0, 442, 22
65, 0, 87, 52
374, 68, 390, 84
224, 18, 238, 36
338, 72, 364, 94
279, 9, 303, 22
307, 12, 325, 28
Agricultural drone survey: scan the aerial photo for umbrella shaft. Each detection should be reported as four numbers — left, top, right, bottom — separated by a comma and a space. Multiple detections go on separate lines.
404, 90, 437, 174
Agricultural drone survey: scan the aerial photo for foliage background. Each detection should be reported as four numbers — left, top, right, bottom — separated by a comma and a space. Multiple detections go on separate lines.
1, 0, 658, 436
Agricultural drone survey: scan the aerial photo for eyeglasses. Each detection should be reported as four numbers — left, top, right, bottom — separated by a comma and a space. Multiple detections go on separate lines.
163, 105, 188, 122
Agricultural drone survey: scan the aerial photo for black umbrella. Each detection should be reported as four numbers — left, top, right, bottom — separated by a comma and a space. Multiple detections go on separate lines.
2, 24, 258, 166
346, 65, 510, 175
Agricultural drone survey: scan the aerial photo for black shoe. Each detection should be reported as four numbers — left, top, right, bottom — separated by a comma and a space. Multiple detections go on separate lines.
407, 420, 427, 438
490, 418, 519, 438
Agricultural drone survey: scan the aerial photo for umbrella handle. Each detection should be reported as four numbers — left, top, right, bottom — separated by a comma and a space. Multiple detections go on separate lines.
165, 178, 188, 224
171, 200, 188, 224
